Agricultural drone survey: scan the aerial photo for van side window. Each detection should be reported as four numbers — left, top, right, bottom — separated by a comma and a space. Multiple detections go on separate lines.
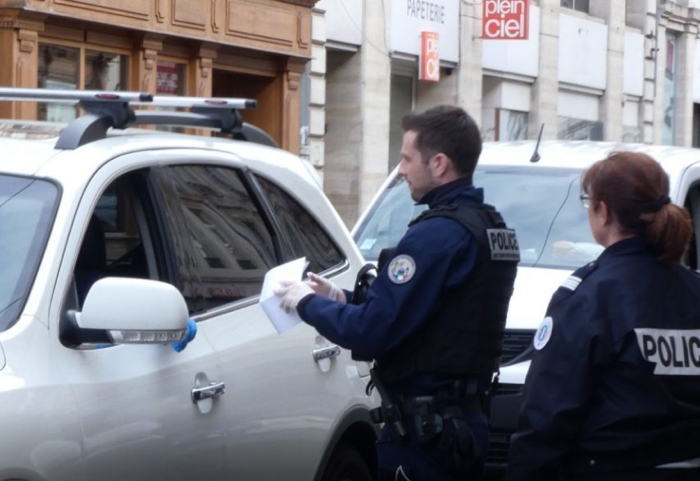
255, 175, 345, 274
153, 165, 278, 313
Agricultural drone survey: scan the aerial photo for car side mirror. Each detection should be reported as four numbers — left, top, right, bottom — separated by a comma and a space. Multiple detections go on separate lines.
65, 277, 189, 346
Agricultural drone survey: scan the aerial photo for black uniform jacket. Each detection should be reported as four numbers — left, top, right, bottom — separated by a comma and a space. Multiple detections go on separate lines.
508, 237, 700, 481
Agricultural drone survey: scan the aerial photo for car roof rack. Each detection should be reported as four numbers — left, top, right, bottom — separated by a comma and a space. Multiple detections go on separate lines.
0, 87, 277, 150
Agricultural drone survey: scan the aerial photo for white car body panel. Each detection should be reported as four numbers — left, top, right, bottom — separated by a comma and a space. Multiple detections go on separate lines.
0, 122, 377, 480
503, 266, 572, 330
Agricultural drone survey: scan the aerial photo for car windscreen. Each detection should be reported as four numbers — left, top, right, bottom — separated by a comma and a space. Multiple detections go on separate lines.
0, 174, 59, 330
354, 166, 602, 269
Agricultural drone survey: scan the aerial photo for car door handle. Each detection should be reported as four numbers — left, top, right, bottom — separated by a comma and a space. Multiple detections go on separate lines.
312, 345, 341, 363
191, 381, 226, 403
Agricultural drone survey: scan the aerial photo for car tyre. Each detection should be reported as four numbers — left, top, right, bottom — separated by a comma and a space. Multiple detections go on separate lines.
322, 442, 374, 481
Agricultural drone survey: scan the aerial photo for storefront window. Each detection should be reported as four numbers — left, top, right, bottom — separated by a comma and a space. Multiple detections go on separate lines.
389, 74, 414, 171
156, 61, 187, 96
498, 109, 528, 141
85, 50, 128, 91
662, 32, 678, 145
557, 117, 603, 141
622, 126, 641, 143
560, 0, 589, 13
38, 44, 129, 122
156, 61, 187, 132
38, 44, 79, 122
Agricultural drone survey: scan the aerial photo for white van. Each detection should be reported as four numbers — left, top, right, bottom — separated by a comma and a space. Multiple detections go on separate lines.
352, 140, 700, 470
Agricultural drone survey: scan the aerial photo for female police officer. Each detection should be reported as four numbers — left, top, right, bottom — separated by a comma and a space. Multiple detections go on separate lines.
508, 152, 700, 481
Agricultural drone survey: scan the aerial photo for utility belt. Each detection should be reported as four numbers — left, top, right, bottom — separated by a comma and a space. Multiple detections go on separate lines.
369, 388, 484, 443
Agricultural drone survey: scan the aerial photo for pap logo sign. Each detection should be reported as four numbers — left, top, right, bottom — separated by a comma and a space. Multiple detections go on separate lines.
419, 31, 440, 82
483, 0, 529, 40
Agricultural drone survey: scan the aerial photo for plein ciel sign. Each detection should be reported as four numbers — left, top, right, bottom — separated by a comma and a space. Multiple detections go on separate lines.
483, 0, 529, 40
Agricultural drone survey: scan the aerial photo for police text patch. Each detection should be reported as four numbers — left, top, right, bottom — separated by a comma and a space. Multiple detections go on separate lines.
533, 317, 553, 350
634, 328, 700, 375
387, 255, 416, 284
486, 228, 520, 262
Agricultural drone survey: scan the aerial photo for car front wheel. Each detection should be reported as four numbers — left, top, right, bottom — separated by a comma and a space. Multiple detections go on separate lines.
322, 442, 374, 481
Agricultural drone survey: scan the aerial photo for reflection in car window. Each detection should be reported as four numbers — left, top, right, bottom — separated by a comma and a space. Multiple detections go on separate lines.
354, 167, 600, 269
74, 174, 155, 306
256, 175, 345, 273
0, 175, 58, 330
156, 166, 278, 312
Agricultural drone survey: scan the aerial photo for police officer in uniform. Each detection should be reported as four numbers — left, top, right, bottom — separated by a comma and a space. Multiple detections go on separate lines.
508, 152, 700, 481
276, 105, 519, 480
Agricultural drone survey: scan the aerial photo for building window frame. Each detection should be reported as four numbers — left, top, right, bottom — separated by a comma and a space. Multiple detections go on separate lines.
38, 39, 131, 90
155, 56, 189, 96
37, 38, 131, 121
560, 0, 589, 13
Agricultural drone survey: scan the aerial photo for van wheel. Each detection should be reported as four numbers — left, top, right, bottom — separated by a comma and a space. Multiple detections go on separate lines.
322, 443, 373, 481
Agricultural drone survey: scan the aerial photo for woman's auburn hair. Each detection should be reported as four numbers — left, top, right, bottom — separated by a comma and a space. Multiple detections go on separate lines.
582, 151, 692, 263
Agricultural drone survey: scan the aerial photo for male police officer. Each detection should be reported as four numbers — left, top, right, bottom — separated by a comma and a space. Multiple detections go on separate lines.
276, 105, 519, 481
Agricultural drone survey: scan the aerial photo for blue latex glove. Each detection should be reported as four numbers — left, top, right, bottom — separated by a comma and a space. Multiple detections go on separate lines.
172, 318, 197, 352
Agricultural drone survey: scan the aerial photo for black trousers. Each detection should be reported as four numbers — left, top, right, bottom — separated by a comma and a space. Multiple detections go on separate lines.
376, 410, 489, 481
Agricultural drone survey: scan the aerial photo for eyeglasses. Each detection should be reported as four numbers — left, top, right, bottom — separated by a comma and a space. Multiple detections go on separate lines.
579, 194, 591, 209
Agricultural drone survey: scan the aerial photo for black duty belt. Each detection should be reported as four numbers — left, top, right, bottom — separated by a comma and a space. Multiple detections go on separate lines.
399, 394, 483, 416
370, 392, 483, 427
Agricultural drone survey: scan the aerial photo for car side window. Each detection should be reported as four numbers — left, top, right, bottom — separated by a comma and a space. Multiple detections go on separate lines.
255, 175, 345, 273
153, 165, 278, 313
74, 172, 158, 306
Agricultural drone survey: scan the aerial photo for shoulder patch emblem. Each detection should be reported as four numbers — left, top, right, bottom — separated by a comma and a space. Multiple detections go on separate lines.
533, 316, 553, 350
486, 228, 520, 262
387, 255, 416, 284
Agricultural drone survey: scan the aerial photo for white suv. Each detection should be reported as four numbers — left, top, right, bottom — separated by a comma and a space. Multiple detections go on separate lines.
0, 89, 377, 481
353, 140, 700, 472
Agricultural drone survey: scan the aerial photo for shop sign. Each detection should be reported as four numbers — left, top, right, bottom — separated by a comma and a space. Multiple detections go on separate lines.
391, 0, 458, 63
419, 31, 439, 82
483, 0, 529, 40
156, 61, 180, 95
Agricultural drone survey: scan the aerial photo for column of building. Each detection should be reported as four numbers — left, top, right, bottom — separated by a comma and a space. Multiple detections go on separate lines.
529, 0, 559, 139
595, 0, 625, 141
357, 0, 391, 219
306, 4, 327, 180
322, 0, 391, 225
669, 2, 699, 148
0, 10, 43, 119
456, 0, 483, 126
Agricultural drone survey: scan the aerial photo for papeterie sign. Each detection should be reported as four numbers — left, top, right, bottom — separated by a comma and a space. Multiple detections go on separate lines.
391, 0, 458, 63
483, 0, 529, 40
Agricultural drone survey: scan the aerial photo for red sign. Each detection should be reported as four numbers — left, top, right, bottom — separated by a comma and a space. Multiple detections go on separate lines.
483, 0, 529, 40
419, 31, 440, 82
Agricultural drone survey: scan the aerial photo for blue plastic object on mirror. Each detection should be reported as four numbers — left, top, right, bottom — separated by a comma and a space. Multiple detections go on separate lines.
172, 318, 197, 352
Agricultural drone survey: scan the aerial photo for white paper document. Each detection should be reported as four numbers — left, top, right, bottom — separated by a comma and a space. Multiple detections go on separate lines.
260, 257, 307, 334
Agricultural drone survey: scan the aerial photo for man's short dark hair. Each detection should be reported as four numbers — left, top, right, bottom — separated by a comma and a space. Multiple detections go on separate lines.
401, 105, 482, 176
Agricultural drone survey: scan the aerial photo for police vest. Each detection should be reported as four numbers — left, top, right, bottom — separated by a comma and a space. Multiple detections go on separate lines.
375, 202, 519, 386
